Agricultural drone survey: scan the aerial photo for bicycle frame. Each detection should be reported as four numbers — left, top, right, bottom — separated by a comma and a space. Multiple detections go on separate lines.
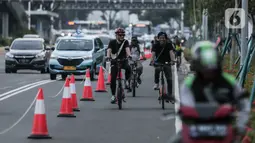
130, 61, 138, 82
159, 66, 165, 88
116, 61, 122, 87
130, 60, 138, 97
159, 65, 166, 109
154, 62, 173, 109
115, 59, 125, 110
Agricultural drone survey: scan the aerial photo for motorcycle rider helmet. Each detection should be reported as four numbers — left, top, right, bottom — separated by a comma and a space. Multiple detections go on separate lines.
191, 41, 221, 79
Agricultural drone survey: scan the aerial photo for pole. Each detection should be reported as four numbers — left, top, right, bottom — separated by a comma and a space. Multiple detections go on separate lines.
28, 1, 31, 30
204, 9, 208, 40
202, 9, 205, 39
240, 0, 248, 67
230, 0, 239, 70
181, 2, 184, 35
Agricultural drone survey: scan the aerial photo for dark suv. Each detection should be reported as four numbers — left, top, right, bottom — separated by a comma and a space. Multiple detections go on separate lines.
5, 38, 51, 73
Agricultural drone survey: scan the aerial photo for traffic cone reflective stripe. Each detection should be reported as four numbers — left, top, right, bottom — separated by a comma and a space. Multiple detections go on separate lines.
28, 88, 52, 139
95, 66, 107, 92
57, 77, 76, 117
70, 75, 80, 112
81, 69, 95, 101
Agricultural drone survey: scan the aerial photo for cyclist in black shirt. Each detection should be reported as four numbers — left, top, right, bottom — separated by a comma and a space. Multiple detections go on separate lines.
150, 32, 176, 100
106, 28, 132, 104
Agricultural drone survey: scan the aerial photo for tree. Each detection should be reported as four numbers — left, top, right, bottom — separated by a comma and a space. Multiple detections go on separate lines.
100, 10, 120, 29
184, 0, 234, 36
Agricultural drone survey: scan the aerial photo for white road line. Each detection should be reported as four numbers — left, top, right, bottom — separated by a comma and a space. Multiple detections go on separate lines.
0, 80, 55, 101
0, 80, 48, 98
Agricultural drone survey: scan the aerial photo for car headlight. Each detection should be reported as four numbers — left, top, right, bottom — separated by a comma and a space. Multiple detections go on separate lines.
36, 52, 45, 58
82, 55, 92, 60
5, 53, 14, 59
50, 54, 58, 59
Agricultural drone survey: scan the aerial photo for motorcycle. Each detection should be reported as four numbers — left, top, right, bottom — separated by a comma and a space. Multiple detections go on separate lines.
162, 91, 249, 143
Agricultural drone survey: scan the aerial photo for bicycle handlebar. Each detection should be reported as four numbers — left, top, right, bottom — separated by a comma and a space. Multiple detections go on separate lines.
151, 61, 176, 66
107, 57, 128, 63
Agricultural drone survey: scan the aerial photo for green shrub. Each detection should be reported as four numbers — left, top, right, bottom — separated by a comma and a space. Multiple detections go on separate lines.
13, 28, 37, 38
0, 38, 12, 46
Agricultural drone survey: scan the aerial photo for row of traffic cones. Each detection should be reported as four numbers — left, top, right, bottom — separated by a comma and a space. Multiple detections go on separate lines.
27, 67, 101, 139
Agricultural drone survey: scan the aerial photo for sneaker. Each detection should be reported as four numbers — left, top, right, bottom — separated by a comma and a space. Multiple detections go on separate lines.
125, 81, 132, 92
137, 77, 142, 84
165, 94, 175, 104
153, 84, 159, 90
111, 96, 117, 104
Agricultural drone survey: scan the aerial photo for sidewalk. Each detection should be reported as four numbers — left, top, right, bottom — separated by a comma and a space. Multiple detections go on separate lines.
0, 47, 5, 55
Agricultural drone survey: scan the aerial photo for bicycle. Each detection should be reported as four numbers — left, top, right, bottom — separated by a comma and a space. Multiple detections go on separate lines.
154, 62, 175, 109
129, 59, 139, 97
112, 58, 127, 110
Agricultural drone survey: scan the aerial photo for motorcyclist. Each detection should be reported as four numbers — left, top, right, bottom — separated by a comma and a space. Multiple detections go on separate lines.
170, 41, 250, 142
150, 32, 176, 101
106, 28, 132, 104
130, 36, 143, 84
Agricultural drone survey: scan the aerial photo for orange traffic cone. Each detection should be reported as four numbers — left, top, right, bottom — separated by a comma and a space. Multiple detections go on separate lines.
80, 69, 95, 101
95, 66, 107, 92
28, 88, 52, 139
57, 77, 76, 117
70, 74, 80, 112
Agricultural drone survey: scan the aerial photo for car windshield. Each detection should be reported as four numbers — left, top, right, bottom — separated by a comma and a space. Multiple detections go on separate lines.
99, 37, 110, 45
57, 39, 93, 51
11, 40, 43, 50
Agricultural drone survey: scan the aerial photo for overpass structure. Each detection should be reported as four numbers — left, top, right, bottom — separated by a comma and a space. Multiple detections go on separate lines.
7, 0, 183, 10
56, 0, 184, 10
5, 0, 185, 37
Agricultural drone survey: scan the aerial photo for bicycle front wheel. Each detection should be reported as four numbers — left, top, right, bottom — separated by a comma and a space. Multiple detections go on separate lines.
117, 87, 122, 110
160, 86, 165, 110
132, 74, 136, 97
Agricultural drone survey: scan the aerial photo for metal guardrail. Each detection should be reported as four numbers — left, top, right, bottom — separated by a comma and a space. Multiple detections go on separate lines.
220, 33, 255, 107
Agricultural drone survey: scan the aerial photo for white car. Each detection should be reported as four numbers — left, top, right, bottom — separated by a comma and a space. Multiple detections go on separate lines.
49, 32, 105, 80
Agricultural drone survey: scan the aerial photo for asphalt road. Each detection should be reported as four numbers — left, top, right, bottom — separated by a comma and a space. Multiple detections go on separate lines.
0, 54, 187, 143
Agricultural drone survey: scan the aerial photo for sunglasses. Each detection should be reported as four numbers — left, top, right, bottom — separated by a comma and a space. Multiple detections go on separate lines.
118, 34, 125, 37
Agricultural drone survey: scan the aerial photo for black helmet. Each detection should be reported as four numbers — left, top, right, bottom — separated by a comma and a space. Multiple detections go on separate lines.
131, 36, 138, 41
157, 32, 168, 39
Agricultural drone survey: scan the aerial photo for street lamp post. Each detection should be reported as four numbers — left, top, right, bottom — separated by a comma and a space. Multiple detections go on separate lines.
240, 0, 248, 67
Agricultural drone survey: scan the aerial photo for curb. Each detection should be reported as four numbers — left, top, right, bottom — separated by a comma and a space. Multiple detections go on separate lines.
0, 47, 5, 55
